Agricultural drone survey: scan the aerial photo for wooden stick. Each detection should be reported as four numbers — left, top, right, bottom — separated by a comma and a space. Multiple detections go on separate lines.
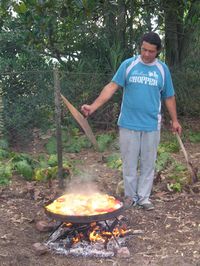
60, 93, 99, 150
176, 132, 198, 183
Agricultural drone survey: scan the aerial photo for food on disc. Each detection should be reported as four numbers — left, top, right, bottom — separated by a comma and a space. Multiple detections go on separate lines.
45, 193, 122, 216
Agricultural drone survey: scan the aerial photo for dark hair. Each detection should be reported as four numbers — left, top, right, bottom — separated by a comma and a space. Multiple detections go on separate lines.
141, 32, 161, 50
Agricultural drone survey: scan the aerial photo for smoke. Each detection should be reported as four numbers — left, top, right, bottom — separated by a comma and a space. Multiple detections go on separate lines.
65, 169, 100, 195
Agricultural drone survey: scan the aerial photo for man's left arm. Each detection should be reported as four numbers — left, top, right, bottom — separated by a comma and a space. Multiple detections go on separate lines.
164, 96, 182, 135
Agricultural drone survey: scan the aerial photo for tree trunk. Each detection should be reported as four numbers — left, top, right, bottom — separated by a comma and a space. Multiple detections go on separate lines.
163, 0, 184, 67
117, 0, 126, 51
179, 0, 200, 64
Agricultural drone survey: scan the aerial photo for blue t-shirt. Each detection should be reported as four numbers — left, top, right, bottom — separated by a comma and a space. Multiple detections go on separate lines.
112, 55, 175, 131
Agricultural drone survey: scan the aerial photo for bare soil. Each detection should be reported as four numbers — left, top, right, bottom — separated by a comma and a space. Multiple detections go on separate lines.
0, 125, 200, 266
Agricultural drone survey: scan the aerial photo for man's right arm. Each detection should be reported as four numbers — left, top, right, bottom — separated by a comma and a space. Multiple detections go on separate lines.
81, 81, 120, 117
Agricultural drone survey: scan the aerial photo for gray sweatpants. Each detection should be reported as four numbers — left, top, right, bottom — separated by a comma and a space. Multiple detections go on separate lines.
119, 127, 160, 204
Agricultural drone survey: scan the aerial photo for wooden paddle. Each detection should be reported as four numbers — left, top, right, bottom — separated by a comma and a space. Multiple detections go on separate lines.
60, 93, 99, 150
176, 132, 198, 183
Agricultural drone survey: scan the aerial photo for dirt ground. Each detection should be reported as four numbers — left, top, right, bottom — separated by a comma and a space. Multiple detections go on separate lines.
0, 128, 200, 266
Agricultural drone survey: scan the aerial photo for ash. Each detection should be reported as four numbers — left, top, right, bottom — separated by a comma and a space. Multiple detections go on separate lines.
45, 219, 130, 258
46, 237, 127, 258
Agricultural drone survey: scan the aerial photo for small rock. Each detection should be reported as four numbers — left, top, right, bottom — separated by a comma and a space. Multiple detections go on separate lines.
33, 242, 49, 255
35, 220, 56, 232
116, 246, 130, 258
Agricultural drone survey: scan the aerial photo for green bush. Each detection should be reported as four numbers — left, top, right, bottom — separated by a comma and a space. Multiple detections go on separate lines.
64, 136, 91, 153
156, 151, 172, 172
0, 164, 12, 185
159, 141, 179, 153
106, 153, 122, 170
97, 133, 114, 152
15, 160, 34, 180
189, 131, 200, 143
45, 137, 57, 154
47, 154, 58, 166
0, 149, 9, 159
0, 139, 9, 150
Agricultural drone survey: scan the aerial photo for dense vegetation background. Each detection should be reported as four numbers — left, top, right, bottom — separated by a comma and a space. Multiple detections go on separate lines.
0, 0, 200, 145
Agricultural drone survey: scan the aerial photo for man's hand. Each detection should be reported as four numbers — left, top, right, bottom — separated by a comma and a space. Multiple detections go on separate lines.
171, 120, 182, 135
81, 82, 120, 118
81, 104, 94, 117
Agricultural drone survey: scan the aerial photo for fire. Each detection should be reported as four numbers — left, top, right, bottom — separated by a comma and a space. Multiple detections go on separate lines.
87, 223, 128, 243
45, 192, 122, 216
59, 221, 129, 246
72, 232, 84, 243
89, 230, 105, 242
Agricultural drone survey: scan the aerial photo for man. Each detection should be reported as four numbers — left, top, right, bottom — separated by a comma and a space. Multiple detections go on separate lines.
81, 32, 182, 211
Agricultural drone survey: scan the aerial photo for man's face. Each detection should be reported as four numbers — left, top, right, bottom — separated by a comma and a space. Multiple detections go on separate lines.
140, 41, 159, 64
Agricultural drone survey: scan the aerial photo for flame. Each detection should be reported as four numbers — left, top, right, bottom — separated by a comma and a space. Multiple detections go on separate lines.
46, 192, 122, 216
88, 223, 128, 243
63, 221, 128, 244
89, 230, 105, 242
63, 222, 72, 227
72, 232, 84, 244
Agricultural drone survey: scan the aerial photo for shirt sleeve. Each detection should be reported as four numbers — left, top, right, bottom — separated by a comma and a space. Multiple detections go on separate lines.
111, 60, 128, 88
161, 64, 175, 99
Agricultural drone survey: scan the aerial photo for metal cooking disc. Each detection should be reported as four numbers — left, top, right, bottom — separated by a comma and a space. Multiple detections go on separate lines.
44, 197, 125, 223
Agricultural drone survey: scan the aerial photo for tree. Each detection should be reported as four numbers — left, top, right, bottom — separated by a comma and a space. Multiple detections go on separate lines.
163, 0, 200, 67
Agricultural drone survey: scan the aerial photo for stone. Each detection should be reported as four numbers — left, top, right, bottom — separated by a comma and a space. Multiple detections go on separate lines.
116, 246, 130, 258
33, 242, 49, 255
35, 220, 56, 232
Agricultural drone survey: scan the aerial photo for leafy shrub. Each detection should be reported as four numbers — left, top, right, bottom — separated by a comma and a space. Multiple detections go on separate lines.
45, 137, 57, 154
63, 135, 91, 153
97, 133, 114, 152
189, 131, 200, 143
34, 166, 58, 181
0, 139, 9, 150
106, 153, 122, 170
159, 141, 179, 153
0, 164, 12, 185
48, 154, 58, 166
156, 151, 172, 172
0, 149, 9, 159
15, 160, 34, 180
168, 182, 182, 192
34, 163, 71, 182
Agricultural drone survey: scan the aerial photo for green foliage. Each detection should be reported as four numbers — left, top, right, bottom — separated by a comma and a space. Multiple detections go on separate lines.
0, 0, 199, 149
10, 152, 37, 180
0, 164, 12, 185
167, 161, 188, 192
156, 151, 172, 172
37, 154, 48, 168
189, 131, 200, 143
0, 148, 9, 159
11, 152, 36, 167
45, 131, 91, 154
168, 182, 182, 192
63, 135, 91, 153
159, 141, 180, 153
0, 139, 74, 185
96, 133, 114, 152
14, 160, 33, 181
172, 162, 187, 172
45, 137, 57, 154
156, 142, 189, 192
0, 138, 9, 150
173, 65, 200, 116
34, 166, 58, 181
156, 143, 175, 172
47, 154, 58, 166
106, 153, 122, 171
34, 161, 71, 182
